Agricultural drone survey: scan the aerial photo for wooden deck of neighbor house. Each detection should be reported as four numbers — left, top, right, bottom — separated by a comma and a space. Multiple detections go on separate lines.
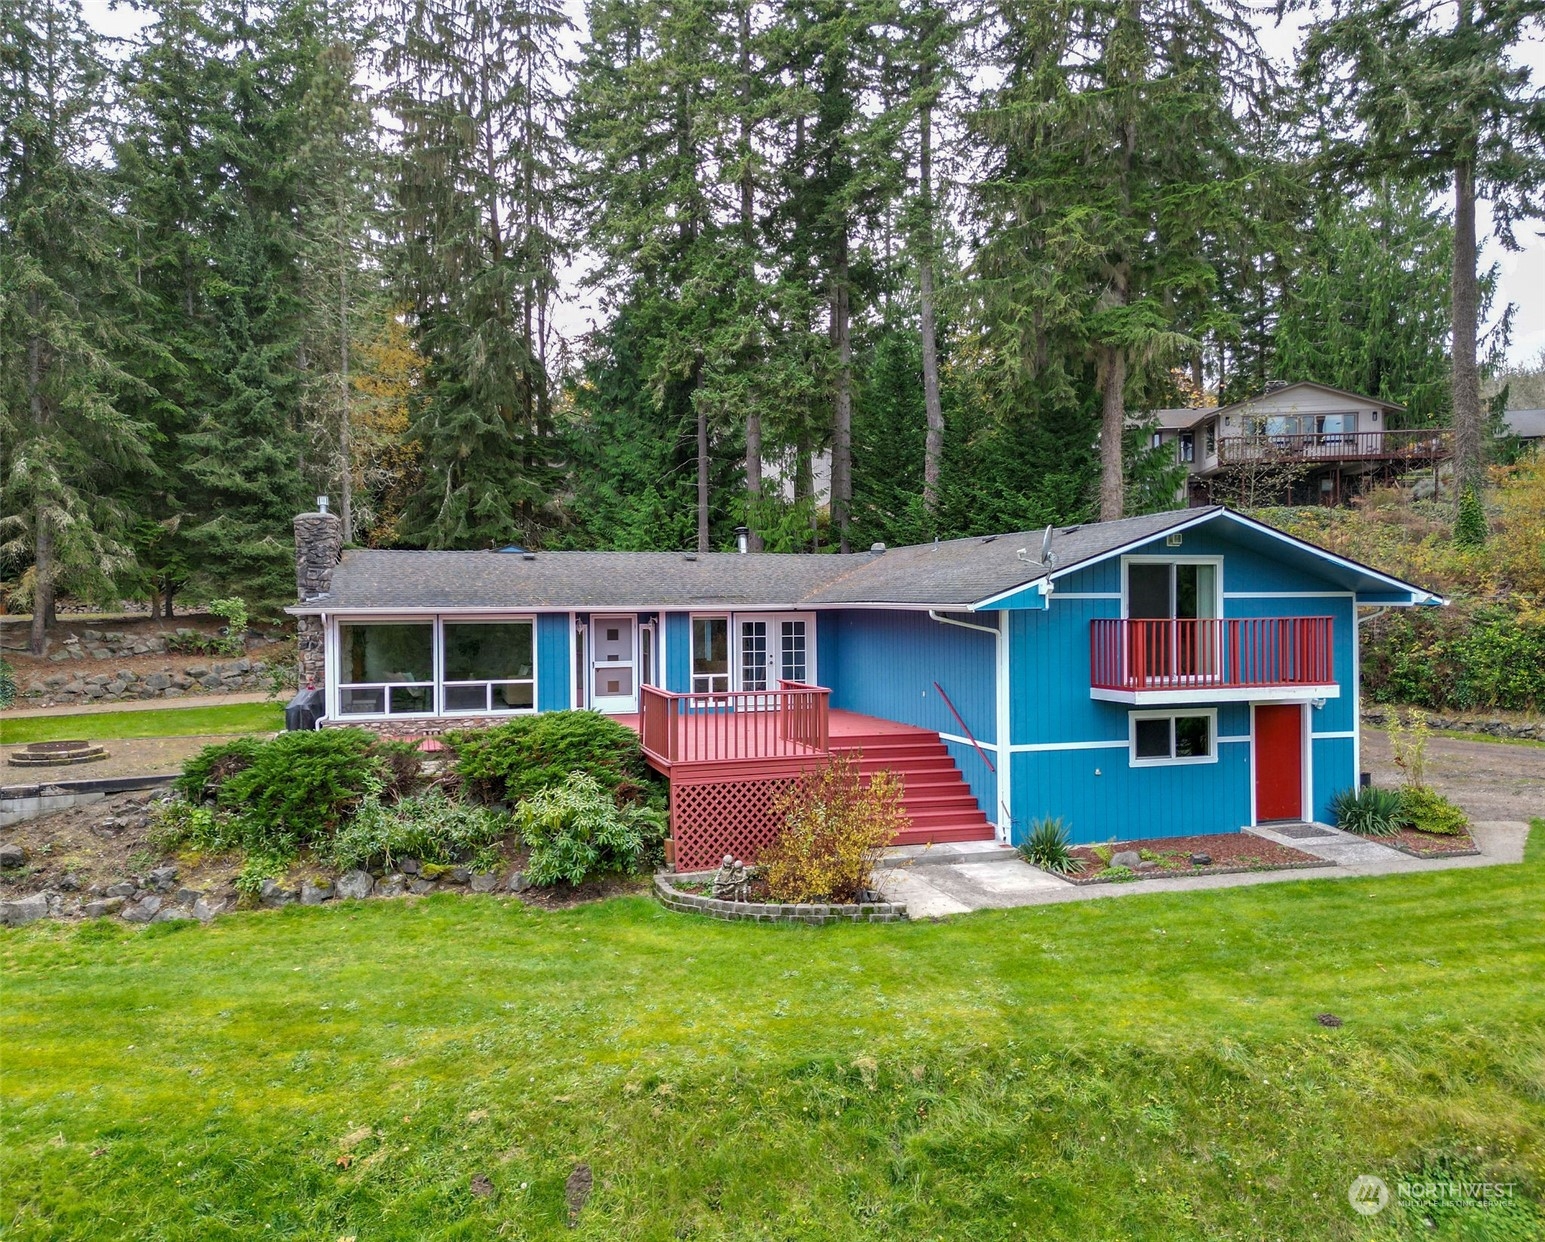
618, 685, 996, 870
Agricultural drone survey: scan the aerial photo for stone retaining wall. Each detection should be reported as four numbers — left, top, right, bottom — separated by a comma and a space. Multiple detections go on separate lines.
1361, 708, 1543, 742
16, 655, 284, 707
653, 872, 906, 924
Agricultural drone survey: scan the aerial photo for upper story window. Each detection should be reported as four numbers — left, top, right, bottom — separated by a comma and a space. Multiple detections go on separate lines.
1243, 411, 1357, 443
1125, 560, 1220, 620
1178, 432, 1195, 463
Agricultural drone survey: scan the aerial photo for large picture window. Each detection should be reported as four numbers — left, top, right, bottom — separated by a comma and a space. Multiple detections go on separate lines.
442, 621, 534, 712
1130, 710, 1216, 766
338, 623, 434, 715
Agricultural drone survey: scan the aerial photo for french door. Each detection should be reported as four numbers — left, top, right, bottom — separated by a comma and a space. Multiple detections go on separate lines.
737, 614, 813, 696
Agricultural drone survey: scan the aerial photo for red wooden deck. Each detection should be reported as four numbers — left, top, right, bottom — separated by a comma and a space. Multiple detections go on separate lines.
618, 691, 995, 870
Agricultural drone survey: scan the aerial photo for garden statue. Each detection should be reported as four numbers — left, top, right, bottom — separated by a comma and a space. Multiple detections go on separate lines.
711, 855, 750, 901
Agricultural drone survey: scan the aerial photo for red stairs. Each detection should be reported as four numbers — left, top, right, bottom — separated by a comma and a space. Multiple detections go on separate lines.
831, 727, 997, 846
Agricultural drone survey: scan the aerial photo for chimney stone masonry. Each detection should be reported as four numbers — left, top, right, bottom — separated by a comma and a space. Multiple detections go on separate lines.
294, 511, 343, 689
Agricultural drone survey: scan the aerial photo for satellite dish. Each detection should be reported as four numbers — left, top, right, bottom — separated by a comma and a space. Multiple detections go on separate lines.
1040, 525, 1056, 567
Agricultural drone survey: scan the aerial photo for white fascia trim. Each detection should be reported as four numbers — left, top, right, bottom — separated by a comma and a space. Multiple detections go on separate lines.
1091, 684, 1340, 706
968, 580, 1050, 612
1311, 730, 1357, 740
1053, 592, 1122, 601
1008, 739, 1129, 753
1224, 591, 1355, 599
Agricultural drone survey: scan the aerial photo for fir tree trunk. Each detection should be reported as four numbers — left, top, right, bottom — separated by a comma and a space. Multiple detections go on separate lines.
745, 413, 763, 549
831, 238, 853, 553
740, 1, 763, 552
30, 512, 53, 656
697, 401, 710, 553
919, 102, 944, 517
1450, 155, 1483, 504
338, 217, 353, 545
1099, 346, 1127, 522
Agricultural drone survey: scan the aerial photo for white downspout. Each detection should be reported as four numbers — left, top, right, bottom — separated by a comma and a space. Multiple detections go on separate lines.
928, 609, 1013, 842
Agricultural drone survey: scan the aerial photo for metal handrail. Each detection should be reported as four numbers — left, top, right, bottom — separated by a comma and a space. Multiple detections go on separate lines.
931, 681, 995, 775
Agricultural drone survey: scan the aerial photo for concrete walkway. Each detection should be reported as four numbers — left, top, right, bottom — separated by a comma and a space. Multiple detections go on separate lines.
876, 820, 1531, 918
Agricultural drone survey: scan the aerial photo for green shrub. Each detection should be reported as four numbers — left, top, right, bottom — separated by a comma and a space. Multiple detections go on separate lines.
207, 596, 249, 656
147, 800, 240, 854
453, 711, 657, 805
235, 851, 290, 899
1091, 842, 1116, 866
513, 771, 667, 887
762, 756, 908, 903
1398, 785, 1470, 836
1361, 605, 1545, 713
175, 737, 267, 802
0, 658, 15, 710
328, 789, 509, 874
1019, 817, 1083, 875
1331, 786, 1404, 837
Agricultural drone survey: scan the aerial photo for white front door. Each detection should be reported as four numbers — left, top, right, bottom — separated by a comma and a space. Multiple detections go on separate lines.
590, 615, 638, 713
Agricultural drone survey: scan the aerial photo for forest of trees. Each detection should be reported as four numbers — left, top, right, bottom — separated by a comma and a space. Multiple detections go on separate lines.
2, 0, 1543, 634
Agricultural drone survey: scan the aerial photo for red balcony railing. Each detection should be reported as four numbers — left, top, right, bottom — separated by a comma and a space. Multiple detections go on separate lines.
638, 681, 831, 767
1090, 618, 1335, 694
1215, 428, 1451, 466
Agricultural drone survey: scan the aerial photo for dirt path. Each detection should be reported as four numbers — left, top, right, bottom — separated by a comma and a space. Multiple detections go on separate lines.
1362, 728, 1545, 822
2, 735, 252, 782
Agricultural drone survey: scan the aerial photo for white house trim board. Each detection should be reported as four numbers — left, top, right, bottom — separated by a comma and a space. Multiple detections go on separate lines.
1008, 739, 1129, 753
1248, 701, 1314, 826
996, 613, 1011, 840
1091, 684, 1339, 706
938, 731, 999, 752
1311, 730, 1357, 740
1223, 591, 1355, 600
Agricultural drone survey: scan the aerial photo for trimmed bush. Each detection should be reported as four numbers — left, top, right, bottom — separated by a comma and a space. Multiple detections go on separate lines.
1019, 816, 1083, 875
1398, 785, 1470, 836
762, 756, 908, 904
328, 789, 509, 873
513, 771, 667, 886
452, 711, 658, 805
174, 737, 267, 802
1331, 786, 1404, 837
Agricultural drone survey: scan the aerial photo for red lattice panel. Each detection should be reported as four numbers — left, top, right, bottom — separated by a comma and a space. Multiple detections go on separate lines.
670, 776, 797, 872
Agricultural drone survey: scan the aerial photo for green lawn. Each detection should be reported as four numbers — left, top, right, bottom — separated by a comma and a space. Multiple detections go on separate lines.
2, 830, 1542, 1240
0, 701, 283, 744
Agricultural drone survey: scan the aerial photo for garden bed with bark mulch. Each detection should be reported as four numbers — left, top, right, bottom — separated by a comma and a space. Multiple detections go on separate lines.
1061, 832, 1333, 886
1380, 827, 1482, 859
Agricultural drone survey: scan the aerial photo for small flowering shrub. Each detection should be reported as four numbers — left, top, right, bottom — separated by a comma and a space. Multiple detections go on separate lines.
762, 755, 908, 904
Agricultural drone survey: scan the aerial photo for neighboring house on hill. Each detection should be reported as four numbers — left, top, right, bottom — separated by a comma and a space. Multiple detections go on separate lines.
289, 505, 1442, 868
1143, 381, 1452, 507
1503, 408, 1545, 448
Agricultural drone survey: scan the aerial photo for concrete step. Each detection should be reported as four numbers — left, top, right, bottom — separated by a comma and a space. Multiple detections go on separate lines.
879, 839, 1018, 867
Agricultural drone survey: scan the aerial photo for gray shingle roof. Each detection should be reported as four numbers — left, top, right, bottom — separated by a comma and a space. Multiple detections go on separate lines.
1505, 408, 1545, 439
293, 508, 1217, 613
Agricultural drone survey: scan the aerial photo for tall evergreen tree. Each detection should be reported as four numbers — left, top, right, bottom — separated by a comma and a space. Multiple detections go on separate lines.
384, 0, 568, 549
971, 0, 1277, 521
1, 0, 153, 652
1301, 0, 1545, 511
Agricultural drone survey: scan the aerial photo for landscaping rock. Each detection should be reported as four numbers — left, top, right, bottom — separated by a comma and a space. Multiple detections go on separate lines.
148, 865, 179, 891
446, 867, 471, 885
153, 907, 196, 923
144, 672, 172, 691
401, 858, 421, 875
173, 888, 204, 907
301, 880, 334, 905
192, 897, 227, 922
57, 873, 82, 892
335, 870, 374, 900
505, 870, 530, 894
1, 893, 50, 926
105, 881, 137, 898
1111, 850, 1142, 869
1189, 852, 1212, 866
408, 878, 436, 895
84, 897, 126, 918
469, 873, 499, 893
121, 896, 163, 923
375, 873, 406, 898
0, 843, 29, 869
259, 880, 296, 908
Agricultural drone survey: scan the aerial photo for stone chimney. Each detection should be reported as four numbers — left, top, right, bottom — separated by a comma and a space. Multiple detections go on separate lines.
294, 510, 343, 689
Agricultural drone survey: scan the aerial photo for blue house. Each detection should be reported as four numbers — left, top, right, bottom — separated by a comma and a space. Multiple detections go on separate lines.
289, 505, 1441, 870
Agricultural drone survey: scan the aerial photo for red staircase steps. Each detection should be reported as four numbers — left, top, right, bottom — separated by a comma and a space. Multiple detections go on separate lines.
831, 729, 996, 846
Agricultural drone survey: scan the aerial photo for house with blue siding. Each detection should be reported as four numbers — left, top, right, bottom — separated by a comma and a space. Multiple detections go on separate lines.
288, 505, 1441, 869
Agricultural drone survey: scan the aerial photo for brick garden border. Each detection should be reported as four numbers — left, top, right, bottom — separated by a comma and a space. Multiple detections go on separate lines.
653, 872, 906, 924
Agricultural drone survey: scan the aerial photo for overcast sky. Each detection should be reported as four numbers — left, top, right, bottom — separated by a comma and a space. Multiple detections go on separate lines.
79, 0, 1545, 367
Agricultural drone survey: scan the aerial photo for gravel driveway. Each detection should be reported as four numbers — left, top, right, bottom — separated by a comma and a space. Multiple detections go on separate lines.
1361, 727, 1545, 822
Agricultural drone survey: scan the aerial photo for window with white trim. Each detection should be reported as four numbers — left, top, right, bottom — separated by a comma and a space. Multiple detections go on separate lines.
691, 616, 730, 693
442, 620, 535, 712
338, 623, 435, 716
1129, 710, 1216, 765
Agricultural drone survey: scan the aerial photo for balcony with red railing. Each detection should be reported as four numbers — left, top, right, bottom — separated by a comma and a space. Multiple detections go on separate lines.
635, 680, 832, 775
1090, 617, 1339, 703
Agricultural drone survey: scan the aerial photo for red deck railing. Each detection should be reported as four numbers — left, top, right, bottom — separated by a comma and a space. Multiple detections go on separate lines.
1215, 428, 1451, 466
1090, 617, 1335, 693
638, 681, 831, 767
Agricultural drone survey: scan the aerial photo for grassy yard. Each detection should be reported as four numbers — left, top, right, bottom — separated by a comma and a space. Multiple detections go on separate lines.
0, 702, 283, 745
2, 829, 1542, 1240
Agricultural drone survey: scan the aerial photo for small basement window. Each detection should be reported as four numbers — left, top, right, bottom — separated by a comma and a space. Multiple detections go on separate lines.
1130, 710, 1216, 766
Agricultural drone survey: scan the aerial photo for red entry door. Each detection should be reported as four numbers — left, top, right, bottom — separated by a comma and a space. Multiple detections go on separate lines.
1255, 704, 1304, 822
